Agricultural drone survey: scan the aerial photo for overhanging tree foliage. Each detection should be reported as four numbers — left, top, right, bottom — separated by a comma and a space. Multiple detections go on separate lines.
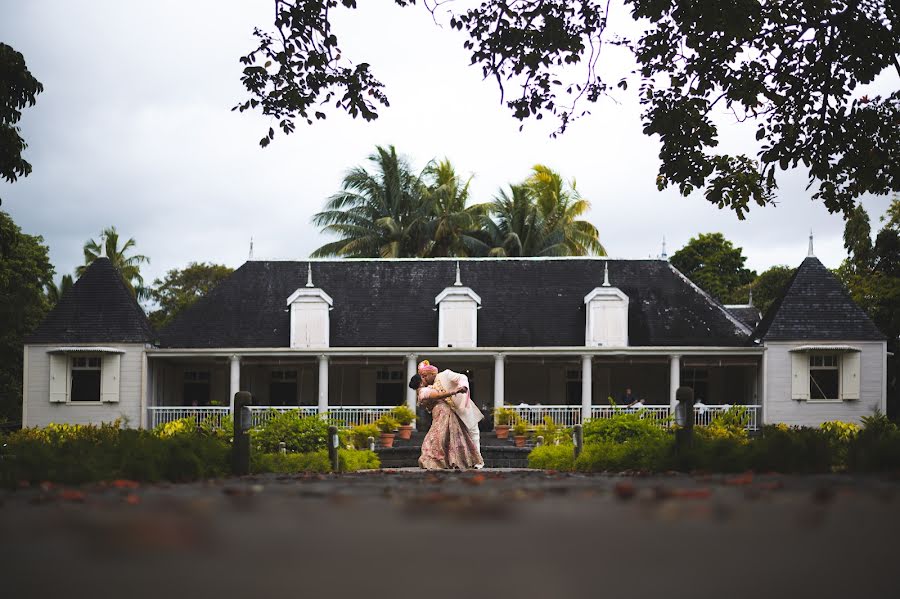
238, 1, 899, 219
0, 43, 43, 206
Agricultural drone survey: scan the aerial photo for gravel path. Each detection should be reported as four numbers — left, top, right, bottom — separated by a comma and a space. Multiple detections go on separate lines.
2, 469, 898, 598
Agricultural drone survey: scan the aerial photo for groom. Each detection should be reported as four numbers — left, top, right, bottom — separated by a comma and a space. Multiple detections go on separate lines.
418, 360, 484, 456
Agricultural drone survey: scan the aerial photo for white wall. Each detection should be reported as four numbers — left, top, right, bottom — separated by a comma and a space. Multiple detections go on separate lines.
24, 344, 146, 428
764, 341, 885, 426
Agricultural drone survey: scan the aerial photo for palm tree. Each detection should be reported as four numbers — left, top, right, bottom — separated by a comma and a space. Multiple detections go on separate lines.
525, 165, 606, 256
478, 184, 542, 257
46, 274, 74, 306
311, 146, 431, 257
421, 159, 487, 257
77, 226, 150, 299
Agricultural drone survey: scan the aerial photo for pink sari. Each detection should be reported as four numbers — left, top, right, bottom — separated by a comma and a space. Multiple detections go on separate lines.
417, 386, 483, 470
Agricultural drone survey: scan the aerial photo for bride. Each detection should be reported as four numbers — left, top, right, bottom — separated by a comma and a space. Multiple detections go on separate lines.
410, 362, 484, 470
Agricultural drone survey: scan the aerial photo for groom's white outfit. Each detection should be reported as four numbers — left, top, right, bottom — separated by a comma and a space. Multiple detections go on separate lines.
434, 368, 484, 454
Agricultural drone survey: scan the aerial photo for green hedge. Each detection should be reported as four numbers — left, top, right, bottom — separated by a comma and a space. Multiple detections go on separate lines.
1, 421, 230, 485
252, 449, 380, 474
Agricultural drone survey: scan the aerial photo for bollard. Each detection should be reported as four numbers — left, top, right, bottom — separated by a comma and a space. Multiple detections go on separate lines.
536, 435, 544, 447
573, 424, 583, 460
327, 425, 340, 472
367, 436, 375, 452
674, 386, 695, 455
232, 391, 253, 476
278, 442, 286, 455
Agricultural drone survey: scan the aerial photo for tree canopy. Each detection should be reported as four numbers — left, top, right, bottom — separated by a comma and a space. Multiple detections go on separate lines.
0, 211, 53, 424
238, 1, 899, 219
0, 43, 43, 205
670, 232, 756, 303
148, 263, 234, 330
311, 146, 605, 257
77, 226, 150, 300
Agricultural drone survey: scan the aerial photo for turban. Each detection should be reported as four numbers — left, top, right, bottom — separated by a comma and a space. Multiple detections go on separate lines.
417, 360, 438, 375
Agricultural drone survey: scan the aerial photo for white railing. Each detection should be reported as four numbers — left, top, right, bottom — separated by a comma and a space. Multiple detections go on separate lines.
147, 406, 231, 429
591, 405, 672, 425
507, 405, 583, 427
325, 406, 396, 428
247, 406, 319, 428
694, 405, 761, 431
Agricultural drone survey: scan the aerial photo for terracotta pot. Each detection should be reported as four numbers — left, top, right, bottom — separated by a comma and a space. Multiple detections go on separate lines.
379, 433, 395, 448
495, 425, 510, 440
514, 435, 526, 448
397, 425, 413, 440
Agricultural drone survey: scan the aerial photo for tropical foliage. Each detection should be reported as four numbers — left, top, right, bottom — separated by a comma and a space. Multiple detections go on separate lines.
77, 226, 150, 299
311, 146, 606, 258
148, 262, 234, 329
0, 212, 53, 425
45, 274, 74, 307
670, 233, 756, 303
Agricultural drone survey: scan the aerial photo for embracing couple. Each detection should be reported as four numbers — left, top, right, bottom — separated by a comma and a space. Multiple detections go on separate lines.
409, 360, 484, 470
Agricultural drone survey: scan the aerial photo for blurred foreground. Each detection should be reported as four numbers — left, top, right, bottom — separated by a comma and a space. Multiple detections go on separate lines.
2, 469, 898, 598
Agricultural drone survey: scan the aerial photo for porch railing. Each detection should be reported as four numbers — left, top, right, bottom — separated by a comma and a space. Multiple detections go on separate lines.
247, 406, 319, 428
590, 405, 672, 425
507, 405, 582, 427
326, 406, 396, 428
147, 406, 231, 429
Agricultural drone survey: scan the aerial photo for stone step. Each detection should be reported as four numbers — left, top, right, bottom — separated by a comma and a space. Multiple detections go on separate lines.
375, 444, 532, 469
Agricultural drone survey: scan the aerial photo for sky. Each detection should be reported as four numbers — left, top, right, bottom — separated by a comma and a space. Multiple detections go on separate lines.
1, 0, 897, 296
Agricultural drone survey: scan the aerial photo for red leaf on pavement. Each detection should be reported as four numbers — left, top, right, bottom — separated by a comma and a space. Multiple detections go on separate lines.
124, 493, 141, 505
614, 481, 636, 500
464, 474, 486, 486
724, 473, 754, 486
59, 489, 85, 502
112, 479, 140, 489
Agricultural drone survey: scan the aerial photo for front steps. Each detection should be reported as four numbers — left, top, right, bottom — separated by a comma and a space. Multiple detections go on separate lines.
375, 431, 532, 468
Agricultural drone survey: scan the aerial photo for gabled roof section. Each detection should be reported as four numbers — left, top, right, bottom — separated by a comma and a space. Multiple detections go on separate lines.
724, 305, 762, 330
26, 258, 153, 344
752, 257, 885, 342
156, 258, 751, 348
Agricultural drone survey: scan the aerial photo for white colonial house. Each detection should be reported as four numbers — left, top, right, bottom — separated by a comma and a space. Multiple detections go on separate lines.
22, 242, 888, 432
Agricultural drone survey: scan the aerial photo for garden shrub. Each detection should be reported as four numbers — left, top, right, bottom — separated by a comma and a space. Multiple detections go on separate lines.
847, 413, 900, 472
250, 411, 329, 453
348, 424, 380, 449
532, 416, 572, 446
527, 444, 575, 470
252, 449, 379, 474
747, 425, 833, 473
582, 410, 668, 444
574, 437, 674, 472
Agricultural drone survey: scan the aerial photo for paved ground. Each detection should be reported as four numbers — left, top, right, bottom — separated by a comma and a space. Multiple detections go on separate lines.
2, 469, 899, 598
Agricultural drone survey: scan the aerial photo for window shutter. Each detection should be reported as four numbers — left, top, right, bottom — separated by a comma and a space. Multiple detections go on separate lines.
100, 354, 121, 403
49, 354, 68, 403
790, 352, 809, 400
840, 352, 861, 400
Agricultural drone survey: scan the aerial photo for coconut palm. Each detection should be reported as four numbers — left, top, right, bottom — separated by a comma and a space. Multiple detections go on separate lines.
77, 226, 150, 299
525, 165, 606, 256
478, 184, 543, 257
46, 274, 74, 306
311, 145, 431, 257
421, 159, 487, 257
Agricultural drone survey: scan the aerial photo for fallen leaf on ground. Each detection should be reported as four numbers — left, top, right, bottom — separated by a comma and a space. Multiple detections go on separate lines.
124, 493, 141, 505
59, 489, 85, 502
112, 479, 140, 489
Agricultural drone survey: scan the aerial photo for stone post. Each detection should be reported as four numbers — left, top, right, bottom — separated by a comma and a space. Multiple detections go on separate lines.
232, 391, 252, 476
327, 425, 340, 472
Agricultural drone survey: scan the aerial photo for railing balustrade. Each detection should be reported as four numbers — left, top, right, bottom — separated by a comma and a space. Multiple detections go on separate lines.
146, 406, 231, 429
506, 405, 582, 428
325, 406, 396, 428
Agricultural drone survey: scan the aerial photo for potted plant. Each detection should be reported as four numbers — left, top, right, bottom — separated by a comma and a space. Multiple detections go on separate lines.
391, 405, 416, 440
512, 418, 529, 448
376, 415, 400, 448
494, 406, 517, 440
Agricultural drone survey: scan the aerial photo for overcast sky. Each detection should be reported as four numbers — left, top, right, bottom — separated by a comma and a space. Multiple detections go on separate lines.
2, 0, 897, 295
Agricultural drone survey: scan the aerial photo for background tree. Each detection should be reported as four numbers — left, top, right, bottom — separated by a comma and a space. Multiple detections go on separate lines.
730, 265, 796, 315
670, 233, 756, 303
240, 1, 899, 219
421, 159, 485, 257
148, 263, 234, 330
0, 43, 43, 207
76, 226, 150, 300
526, 165, 605, 256
311, 145, 429, 258
0, 211, 53, 426
835, 199, 900, 418
46, 274, 74, 307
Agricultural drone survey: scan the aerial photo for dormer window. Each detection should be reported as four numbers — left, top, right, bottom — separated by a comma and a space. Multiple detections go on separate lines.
435, 262, 480, 348
584, 263, 629, 347
287, 264, 333, 349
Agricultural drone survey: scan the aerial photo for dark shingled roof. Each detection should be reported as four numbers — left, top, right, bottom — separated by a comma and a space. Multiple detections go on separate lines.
725, 305, 762, 330
156, 259, 750, 348
26, 257, 153, 344
752, 256, 885, 342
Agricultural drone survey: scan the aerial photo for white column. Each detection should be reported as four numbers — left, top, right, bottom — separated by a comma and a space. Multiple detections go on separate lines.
493, 354, 505, 412
405, 354, 417, 412
581, 355, 592, 421
229, 355, 240, 411
317, 354, 329, 415
669, 354, 681, 415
